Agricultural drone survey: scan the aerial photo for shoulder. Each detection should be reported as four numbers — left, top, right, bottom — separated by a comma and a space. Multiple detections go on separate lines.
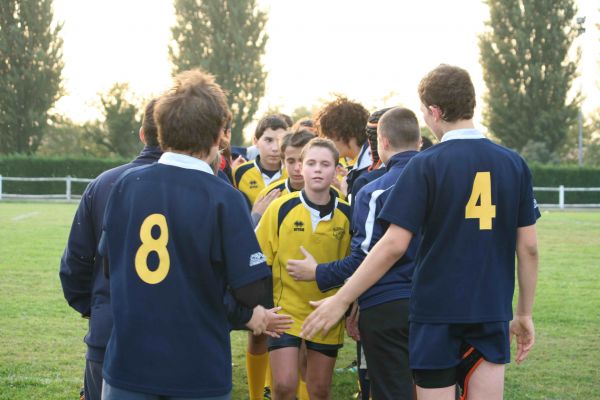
258, 178, 287, 198
335, 197, 351, 222
233, 160, 256, 182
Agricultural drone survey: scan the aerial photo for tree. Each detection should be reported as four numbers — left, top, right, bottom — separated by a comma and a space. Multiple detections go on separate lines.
91, 83, 142, 158
169, 0, 268, 145
479, 0, 580, 154
0, 0, 64, 154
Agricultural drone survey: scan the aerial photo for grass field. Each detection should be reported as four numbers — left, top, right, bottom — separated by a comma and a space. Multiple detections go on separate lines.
0, 202, 599, 399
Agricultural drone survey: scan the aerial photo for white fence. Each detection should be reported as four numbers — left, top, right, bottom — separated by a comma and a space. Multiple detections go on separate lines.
0, 176, 599, 208
0, 176, 92, 201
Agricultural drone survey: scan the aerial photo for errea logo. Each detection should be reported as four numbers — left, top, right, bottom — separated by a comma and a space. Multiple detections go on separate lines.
249, 252, 266, 267
249, 180, 259, 189
293, 221, 305, 232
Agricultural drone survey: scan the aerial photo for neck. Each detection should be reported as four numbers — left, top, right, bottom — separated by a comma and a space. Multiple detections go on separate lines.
259, 158, 280, 172
381, 146, 418, 164
438, 119, 475, 140
166, 148, 214, 163
304, 187, 331, 205
289, 179, 304, 191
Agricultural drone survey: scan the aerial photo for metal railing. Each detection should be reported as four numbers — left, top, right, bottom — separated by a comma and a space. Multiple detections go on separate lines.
0, 176, 93, 201
0, 175, 599, 208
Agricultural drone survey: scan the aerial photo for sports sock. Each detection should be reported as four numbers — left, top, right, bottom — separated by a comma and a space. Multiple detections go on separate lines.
246, 351, 269, 400
297, 377, 309, 400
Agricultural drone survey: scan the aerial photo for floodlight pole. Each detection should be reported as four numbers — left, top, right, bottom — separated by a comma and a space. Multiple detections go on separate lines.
576, 16, 586, 167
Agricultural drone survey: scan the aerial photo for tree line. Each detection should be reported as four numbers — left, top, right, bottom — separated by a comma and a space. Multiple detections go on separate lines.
1, 0, 599, 165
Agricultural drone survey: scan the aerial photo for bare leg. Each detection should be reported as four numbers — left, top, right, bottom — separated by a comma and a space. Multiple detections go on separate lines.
305, 350, 337, 400
270, 347, 299, 400
463, 361, 504, 400
416, 385, 455, 400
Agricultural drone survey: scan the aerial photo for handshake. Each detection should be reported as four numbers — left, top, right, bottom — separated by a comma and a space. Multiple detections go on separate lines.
246, 306, 293, 337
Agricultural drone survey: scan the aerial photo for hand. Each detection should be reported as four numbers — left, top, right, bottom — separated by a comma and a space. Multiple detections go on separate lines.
252, 189, 281, 216
286, 246, 317, 281
345, 302, 360, 341
510, 315, 535, 364
300, 295, 349, 340
246, 305, 269, 336
231, 156, 247, 169
340, 175, 348, 196
263, 306, 294, 338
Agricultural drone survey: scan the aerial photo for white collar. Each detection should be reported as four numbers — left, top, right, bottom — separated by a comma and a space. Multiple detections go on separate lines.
441, 129, 486, 143
353, 142, 372, 171
299, 190, 337, 233
158, 152, 214, 175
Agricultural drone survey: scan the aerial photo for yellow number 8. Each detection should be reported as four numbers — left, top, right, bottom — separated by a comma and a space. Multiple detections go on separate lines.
135, 213, 170, 284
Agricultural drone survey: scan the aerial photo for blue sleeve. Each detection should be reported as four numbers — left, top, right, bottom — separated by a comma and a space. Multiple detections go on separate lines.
217, 189, 271, 290
223, 289, 253, 331
378, 158, 428, 234
518, 159, 539, 226
315, 188, 373, 292
59, 183, 97, 316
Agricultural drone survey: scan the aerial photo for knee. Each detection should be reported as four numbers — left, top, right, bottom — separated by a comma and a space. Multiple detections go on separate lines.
307, 381, 331, 399
273, 380, 297, 398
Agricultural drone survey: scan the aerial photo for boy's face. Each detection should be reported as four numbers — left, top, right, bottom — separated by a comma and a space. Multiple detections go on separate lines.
283, 145, 304, 189
255, 128, 287, 169
301, 146, 337, 193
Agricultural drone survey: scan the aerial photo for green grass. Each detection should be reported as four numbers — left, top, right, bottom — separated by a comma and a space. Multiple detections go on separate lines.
0, 203, 599, 399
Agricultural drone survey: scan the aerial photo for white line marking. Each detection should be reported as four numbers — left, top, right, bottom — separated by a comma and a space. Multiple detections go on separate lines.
11, 212, 40, 221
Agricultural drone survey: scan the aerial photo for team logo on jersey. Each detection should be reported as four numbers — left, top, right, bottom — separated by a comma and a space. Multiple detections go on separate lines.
249, 180, 259, 189
332, 227, 345, 240
293, 221, 305, 232
249, 252, 267, 267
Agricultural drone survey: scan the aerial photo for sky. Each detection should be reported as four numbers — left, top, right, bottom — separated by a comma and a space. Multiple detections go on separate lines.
53, 0, 600, 138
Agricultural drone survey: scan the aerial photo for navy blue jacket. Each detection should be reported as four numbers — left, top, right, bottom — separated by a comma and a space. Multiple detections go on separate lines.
59, 146, 162, 362
315, 151, 421, 310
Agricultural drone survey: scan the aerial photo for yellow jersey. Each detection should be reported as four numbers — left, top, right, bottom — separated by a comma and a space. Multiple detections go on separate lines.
233, 157, 287, 206
255, 190, 351, 345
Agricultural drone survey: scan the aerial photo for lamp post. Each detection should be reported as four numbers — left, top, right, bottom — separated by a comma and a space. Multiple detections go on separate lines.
576, 16, 586, 167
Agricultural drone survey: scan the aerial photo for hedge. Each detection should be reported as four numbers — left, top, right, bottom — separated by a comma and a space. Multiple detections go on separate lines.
0, 155, 128, 196
0, 156, 599, 203
529, 164, 600, 204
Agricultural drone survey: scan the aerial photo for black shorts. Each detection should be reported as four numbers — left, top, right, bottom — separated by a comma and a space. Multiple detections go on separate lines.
268, 332, 342, 358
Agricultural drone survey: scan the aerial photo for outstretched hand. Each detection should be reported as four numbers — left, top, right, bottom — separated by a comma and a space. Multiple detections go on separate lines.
286, 246, 317, 281
510, 315, 535, 364
300, 295, 349, 340
252, 189, 281, 216
264, 306, 293, 338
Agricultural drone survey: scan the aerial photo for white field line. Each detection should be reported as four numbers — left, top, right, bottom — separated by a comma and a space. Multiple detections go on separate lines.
11, 212, 40, 221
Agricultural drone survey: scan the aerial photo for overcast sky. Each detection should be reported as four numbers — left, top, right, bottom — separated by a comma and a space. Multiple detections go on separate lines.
53, 0, 600, 137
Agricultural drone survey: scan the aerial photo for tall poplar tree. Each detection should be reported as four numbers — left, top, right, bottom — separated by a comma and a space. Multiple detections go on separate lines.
479, 0, 580, 154
0, 0, 64, 154
169, 0, 268, 145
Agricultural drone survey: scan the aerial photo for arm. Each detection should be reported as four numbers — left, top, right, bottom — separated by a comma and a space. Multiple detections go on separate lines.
59, 188, 96, 317
511, 224, 539, 363
301, 224, 413, 339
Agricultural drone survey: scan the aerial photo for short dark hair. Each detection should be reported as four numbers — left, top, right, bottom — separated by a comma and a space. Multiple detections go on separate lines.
378, 107, 420, 149
141, 98, 159, 147
300, 137, 340, 165
366, 107, 393, 168
254, 115, 288, 140
315, 96, 369, 146
280, 129, 316, 157
154, 69, 230, 155
418, 64, 476, 122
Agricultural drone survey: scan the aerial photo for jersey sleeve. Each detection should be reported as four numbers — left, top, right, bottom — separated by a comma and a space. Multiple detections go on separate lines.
517, 158, 539, 227
59, 181, 97, 316
254, 201, 279, 267
378, 158, 428, 234
217, 190, 271, 290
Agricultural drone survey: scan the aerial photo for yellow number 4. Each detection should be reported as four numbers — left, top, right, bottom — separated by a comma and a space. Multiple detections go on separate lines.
465, 172, 496, 230
135, 213, 170, 284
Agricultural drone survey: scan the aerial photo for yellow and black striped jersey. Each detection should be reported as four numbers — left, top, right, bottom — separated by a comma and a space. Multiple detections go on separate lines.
233, 158, 287, 206
255, 190, 351, 345
257, 178, 346, 201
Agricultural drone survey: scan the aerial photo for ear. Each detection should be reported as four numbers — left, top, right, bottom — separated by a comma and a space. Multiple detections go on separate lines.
430, 105, 443, 122
139, 127, 146, 144
253, 135, 258, 146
